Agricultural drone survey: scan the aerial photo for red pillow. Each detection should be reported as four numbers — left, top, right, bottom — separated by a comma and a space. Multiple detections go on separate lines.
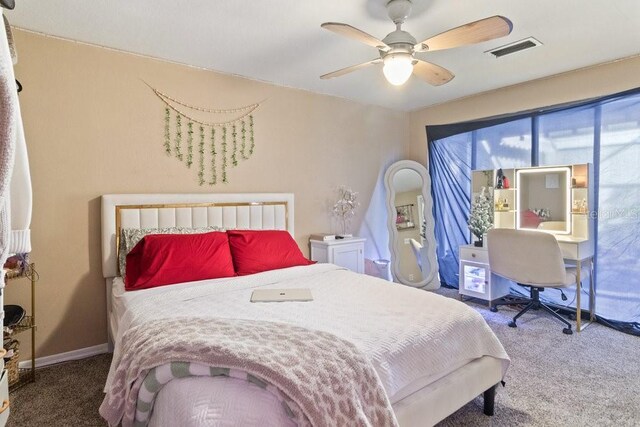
125, 231, 235, 291
521, 210, 543, 228
227, 230, 315, 276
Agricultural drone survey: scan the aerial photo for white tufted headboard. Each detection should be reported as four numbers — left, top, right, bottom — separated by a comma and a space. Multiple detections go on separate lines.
101, 193, 294, 279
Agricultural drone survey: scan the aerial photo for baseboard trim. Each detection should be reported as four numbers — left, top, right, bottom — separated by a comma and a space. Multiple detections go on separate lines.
18, 343, 110, 369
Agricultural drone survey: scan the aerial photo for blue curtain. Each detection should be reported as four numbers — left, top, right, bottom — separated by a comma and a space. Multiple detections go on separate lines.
429, 133, 471, 286
597, 95, 640, 327
428, 119, 532, 286
427, 88, 640, 333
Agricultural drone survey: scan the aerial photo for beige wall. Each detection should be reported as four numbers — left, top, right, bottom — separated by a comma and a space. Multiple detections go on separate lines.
8, 28, 640, 359
409, 55, 640, 165
7, 30, 410, 358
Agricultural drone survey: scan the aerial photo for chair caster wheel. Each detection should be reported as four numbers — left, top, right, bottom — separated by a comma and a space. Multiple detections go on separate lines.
490, 307, 498, 312
563, 327, 573, 335
508, 321, 517, 328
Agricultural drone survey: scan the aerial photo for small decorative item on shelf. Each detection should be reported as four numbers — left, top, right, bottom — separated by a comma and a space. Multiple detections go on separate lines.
496, 169, 504, 189
3, 252, 29, 275
502, 175, 510, 189
572, 177, 587, 188
468, 187, 494, 247
332, 186, 359, 237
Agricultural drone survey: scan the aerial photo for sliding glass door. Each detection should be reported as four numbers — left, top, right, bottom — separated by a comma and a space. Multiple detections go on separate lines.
428, 89, 640, 330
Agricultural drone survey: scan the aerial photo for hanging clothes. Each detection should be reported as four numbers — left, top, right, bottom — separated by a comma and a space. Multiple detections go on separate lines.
0, 9, 17, 288
1, 12, 32, 273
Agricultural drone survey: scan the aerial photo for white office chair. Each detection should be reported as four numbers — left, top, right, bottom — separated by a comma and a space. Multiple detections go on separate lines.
487, 228, 582, 335
409, 238, 423, 272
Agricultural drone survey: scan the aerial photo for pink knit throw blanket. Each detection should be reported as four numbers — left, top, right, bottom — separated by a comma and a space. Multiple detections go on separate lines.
100, 317, 398, 427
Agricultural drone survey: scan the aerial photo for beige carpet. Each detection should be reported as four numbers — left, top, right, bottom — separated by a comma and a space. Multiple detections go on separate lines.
7, 288, 640, 426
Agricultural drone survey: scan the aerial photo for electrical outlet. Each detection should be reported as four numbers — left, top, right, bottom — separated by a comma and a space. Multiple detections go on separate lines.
404, 238, 410, 245
409, 274, 415, 281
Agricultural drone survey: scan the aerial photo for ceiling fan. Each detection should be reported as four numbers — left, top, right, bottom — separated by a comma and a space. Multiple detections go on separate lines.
320, 0, 513, 86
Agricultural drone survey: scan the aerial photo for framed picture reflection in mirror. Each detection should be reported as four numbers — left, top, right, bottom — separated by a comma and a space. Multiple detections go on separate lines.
395, 204, 415, 230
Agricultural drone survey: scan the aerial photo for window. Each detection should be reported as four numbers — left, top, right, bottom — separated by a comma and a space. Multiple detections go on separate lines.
428, 89, 640, 330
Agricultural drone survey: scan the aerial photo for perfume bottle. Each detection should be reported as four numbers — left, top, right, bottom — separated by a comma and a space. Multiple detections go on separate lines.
496, 169, 504, 189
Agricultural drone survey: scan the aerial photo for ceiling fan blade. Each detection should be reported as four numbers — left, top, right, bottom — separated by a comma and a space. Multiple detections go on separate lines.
320, 59, 382, 80
321, 22, 388, 50
415, 16, 513, 52
413, 60, 454, 86
320, 58, 382, 80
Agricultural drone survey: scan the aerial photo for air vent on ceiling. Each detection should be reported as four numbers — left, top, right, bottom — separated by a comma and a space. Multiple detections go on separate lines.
487, 37, 542, 58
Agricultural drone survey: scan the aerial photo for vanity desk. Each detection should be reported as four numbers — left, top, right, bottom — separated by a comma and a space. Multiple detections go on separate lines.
459, 237, 595, 332
466, 163, 596, 332
555, 235, 595, 332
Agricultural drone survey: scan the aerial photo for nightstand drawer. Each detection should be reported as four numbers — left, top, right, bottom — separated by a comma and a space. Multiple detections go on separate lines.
460, 247, 489, 264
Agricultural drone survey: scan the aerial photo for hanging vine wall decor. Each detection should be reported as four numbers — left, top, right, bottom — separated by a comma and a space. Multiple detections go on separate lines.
147, 82, 261, 185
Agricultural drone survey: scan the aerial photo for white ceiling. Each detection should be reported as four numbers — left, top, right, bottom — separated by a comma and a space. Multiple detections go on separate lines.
6, 0, 640, 111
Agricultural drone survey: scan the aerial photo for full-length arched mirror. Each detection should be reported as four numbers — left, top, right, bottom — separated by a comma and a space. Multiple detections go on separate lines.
384, 160, 439, 289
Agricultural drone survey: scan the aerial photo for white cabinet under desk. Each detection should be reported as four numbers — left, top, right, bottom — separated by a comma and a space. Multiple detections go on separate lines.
309, 237, 365, 274
458, 244, 511, 306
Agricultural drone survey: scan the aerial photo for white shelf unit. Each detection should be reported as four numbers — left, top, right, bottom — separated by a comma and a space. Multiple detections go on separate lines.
471, 163, 593, 242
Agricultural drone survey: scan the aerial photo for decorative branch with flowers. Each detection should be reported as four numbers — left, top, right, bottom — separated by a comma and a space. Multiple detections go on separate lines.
332, 186, 359, 236
468, 187, 494, 244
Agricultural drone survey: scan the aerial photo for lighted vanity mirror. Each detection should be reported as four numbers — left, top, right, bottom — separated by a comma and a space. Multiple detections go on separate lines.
516, 166, 571, 234
384, 160, 439, 289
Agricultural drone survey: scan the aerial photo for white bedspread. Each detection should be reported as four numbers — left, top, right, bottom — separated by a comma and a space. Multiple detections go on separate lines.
107, 264, 509, 425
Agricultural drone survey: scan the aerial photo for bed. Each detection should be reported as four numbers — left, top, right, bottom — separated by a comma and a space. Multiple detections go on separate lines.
100, 193, 509, 427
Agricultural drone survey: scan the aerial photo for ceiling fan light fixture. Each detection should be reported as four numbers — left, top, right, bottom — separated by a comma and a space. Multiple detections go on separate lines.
382, 53, 413, 86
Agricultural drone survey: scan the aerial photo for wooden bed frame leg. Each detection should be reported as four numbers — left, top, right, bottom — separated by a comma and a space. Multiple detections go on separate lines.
483, 384, 497, 416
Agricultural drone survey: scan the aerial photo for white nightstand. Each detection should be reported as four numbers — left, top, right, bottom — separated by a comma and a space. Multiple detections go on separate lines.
458, 244, 511, 306
310, 237, 366, 273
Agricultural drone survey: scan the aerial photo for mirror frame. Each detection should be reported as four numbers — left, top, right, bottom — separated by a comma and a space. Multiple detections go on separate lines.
516, 166, 572, 235
384, 160, 439, 289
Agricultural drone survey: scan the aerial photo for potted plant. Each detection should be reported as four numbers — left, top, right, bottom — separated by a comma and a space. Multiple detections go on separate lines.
468, 187, 494, 247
